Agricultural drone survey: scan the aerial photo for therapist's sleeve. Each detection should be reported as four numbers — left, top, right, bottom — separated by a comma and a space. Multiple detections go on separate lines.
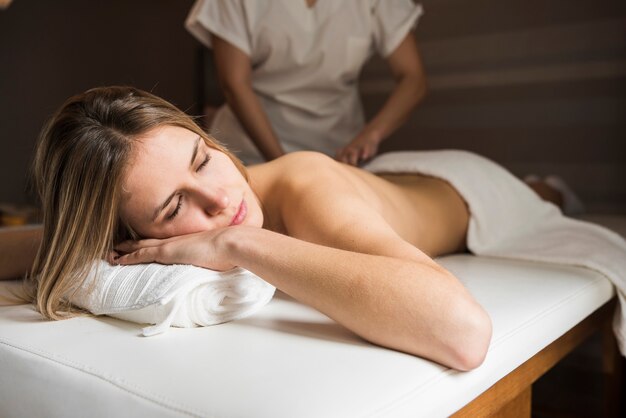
185, 0, 252, 56
371, 0, 424, 58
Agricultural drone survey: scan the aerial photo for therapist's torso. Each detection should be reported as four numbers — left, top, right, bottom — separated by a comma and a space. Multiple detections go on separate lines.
187, 0, 422, 164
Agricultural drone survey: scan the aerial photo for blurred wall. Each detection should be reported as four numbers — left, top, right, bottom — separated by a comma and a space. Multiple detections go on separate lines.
362, 0, 626, 213
0, 0, 198, 205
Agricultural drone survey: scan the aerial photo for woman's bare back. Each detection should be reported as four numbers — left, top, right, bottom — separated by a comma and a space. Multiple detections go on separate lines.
250, 153, 469, 258
344, 166, 469, 257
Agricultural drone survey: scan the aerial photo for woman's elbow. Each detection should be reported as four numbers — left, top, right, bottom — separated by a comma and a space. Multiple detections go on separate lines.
448, 302, 492, 371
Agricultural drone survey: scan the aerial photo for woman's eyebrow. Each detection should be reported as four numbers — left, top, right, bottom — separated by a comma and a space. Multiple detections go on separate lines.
152, 136, 201, 222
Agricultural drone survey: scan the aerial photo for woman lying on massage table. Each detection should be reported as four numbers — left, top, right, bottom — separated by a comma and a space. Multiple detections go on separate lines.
3, 86, 573, 371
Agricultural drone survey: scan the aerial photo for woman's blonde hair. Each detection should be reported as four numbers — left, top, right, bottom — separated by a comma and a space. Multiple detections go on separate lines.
28, 86, 247, 320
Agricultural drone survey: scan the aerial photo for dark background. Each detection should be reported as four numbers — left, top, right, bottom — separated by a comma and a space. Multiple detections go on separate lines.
1, 0, 625, 212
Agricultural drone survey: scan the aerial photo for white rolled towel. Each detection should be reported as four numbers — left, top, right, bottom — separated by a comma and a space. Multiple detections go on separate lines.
70, 261, 276, 336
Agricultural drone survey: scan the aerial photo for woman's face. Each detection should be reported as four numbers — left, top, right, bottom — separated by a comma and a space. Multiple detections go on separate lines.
119, 125, 263, 239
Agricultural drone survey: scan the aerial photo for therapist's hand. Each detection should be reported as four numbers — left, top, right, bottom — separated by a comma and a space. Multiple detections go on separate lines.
336, 130, 381, 166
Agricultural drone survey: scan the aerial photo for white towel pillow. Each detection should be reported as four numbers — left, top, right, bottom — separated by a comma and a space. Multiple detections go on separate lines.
70, 261, 276, 336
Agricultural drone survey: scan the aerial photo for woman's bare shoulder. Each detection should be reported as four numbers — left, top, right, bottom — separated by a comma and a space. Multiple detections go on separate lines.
256, 152, 380, 215
249, 152, 343, 189
274, 151, 338, 171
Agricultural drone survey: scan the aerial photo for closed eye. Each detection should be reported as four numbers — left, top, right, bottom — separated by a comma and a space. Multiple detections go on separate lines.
164, 153, 209, 222
167, 195, 183, 220
196, 154, 210, 172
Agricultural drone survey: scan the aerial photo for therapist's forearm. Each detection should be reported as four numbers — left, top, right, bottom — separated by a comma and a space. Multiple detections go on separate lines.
222, 83, 285, 161
363, 74, 426, 143
0, 225, 42, 280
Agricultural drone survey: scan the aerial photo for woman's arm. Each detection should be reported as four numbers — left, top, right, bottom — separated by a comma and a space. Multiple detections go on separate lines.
0, 225, 42, 280
227, 227, 490, 371
337, 34, 427, 165
211, 34, 286, 161
117, 222, 489, 371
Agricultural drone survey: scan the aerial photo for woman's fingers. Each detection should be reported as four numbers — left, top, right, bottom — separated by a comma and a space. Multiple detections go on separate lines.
115, 246, 162, 265
111, 229, 237, 271
114, 233, 202, 264
115, 240, 144, 253
106, 250, 120, 264
115, 237, 171, 253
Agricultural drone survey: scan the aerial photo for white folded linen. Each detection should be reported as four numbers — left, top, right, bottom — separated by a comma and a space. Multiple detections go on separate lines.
71, 261, 275, 336
364, 150, 626, 355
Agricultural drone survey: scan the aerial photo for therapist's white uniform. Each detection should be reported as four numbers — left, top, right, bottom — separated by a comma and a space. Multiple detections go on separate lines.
186, 0, 423, 165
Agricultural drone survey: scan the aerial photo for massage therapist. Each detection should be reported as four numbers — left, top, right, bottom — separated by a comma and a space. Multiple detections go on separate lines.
186, 0, 427, 166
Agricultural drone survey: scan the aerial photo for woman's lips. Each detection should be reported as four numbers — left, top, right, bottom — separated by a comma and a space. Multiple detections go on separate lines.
229, 200, 247, 226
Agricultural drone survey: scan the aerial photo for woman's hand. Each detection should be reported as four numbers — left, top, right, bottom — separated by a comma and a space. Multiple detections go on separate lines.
112, 228, 236, 271
336, 130, 381, 166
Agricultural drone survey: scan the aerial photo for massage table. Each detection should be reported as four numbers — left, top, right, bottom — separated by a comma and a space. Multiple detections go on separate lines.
0, 214, 624, 417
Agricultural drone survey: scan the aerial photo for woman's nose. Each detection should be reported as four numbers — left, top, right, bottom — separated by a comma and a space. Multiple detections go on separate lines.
197, 187, 229, 216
